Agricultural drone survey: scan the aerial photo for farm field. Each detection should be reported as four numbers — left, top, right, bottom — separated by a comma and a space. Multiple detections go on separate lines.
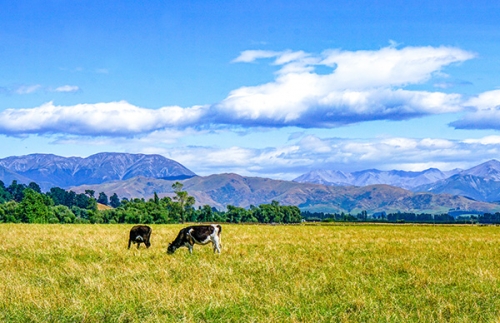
1, 224, 500, 322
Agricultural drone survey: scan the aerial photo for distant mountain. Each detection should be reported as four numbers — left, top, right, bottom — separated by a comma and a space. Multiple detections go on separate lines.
0, 164, 33, 186
70, 173, 500, 214
294, 160, 500, 203
0, 153, 196, 190
462, 159, 500, 180
294, 167, 459, 189
414, 160, 500, 202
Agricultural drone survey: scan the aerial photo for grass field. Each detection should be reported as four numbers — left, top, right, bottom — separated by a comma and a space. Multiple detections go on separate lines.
1, 223, 500, 322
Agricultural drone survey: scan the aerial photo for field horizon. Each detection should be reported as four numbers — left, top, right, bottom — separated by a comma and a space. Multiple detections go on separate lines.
1, 223, 500, 322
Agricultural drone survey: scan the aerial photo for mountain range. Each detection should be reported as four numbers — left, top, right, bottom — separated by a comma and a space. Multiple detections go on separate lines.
0, 153, 195, 191
293, 168, 461, 189
1, 153, 500, 214
294, 160, 500, 203
69, 173, 500, 214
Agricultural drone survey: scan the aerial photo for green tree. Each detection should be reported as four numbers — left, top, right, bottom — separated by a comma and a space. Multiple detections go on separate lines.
172, 182, 195, 223
109, 193, 120, 208
97, 192, 108, 205
0, 201, 19, 222
28, 182, 41, 193
85, 190, 95, 199
48, 187, 68, 206
0, 180, 12, 203
8, 180, 27, 202
74, 193, 91, 209
51, 205, 76, 223
18, 188, 51, 223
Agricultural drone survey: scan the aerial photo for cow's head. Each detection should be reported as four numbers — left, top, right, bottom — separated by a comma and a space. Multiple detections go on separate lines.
167, 242, 177, 254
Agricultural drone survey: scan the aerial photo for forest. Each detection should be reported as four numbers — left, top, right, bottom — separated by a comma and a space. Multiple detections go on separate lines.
0, 180, 302, 224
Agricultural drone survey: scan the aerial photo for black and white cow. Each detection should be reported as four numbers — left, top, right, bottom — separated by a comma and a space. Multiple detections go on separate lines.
167, 224, 222, 254
128, 225, 152, 249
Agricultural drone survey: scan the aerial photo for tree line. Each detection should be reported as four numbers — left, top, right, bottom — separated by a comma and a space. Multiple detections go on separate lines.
0, 180, 302, 224
301, 210, 500, 224
3, 179, 495, 225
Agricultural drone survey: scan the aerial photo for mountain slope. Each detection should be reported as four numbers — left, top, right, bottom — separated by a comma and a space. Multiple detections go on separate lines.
414, 174, 500, 202
294, 167, 456, 189
0, 153, 196, 190
413, 160, 500, 202
0, 165, 33, 186
462, 159, 500, 180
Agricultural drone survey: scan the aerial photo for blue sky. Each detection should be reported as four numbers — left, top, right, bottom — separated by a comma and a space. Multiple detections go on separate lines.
2, 0, 500, 179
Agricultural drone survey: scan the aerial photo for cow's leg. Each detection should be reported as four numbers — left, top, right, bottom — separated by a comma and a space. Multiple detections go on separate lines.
137, 242, 141, 249
212, 236, 221, 253
188, 244, 193, 254
128, 239, 132, 249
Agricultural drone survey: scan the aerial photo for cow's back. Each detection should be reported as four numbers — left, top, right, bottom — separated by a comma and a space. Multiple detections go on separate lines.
130, 225, 152, 239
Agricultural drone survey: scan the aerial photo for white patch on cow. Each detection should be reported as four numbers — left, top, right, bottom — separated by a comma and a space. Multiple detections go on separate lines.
210, 224, 222, 254
188, 224, 222, 253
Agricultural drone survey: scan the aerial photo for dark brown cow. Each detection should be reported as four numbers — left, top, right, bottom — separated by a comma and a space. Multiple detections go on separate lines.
128, 225, 152, 249
167, 224, 222, 254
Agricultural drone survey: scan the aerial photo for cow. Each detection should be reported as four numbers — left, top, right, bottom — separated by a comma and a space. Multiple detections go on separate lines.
167, 224, 222, 254
128, 225, 152, 249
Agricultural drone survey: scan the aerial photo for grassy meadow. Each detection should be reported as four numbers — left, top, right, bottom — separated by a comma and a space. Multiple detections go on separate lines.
1, 223, 500, 322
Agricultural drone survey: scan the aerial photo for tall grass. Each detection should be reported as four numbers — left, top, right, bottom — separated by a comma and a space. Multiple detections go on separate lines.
1, 224, 500, 322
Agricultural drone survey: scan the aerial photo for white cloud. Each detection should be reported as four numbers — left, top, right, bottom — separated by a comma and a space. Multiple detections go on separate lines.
54, 85, 80, 93
3, 84, 81, 95
215, 45, 474, 128
15, 84, 42, 94
0, 101, 208, 136
449, 90, 500, 130
149, 134, 500, 178
0, 45, 478, 136
231, 50, 282, 63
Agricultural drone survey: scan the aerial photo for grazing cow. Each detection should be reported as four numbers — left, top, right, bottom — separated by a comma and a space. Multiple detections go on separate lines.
167, 224, 222, 254
128, 225, 152, 249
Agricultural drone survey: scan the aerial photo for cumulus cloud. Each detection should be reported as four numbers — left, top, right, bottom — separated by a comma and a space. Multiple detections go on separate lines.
0, 101, 207, 136
0, 45, 478, 136
450, 90, 500, 130
213, 45, 474, 127
286, 134, 500, 173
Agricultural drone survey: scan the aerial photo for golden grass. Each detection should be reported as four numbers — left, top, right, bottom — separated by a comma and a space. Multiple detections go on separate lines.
96, 203, 112, 211
1, 223, 500, 322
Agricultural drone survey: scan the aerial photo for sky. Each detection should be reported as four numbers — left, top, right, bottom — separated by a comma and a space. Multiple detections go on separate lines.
2, 0, 500, 180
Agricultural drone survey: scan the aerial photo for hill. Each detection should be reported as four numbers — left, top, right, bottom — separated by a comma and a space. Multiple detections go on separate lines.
70, 173, 500, 214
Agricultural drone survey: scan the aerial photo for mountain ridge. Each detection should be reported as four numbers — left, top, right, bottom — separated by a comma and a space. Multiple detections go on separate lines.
295, 160, 500, 203
0, 153, 196, 190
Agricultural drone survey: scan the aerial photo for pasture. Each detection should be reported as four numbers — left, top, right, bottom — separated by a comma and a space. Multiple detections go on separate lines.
1, 224, 500, 322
